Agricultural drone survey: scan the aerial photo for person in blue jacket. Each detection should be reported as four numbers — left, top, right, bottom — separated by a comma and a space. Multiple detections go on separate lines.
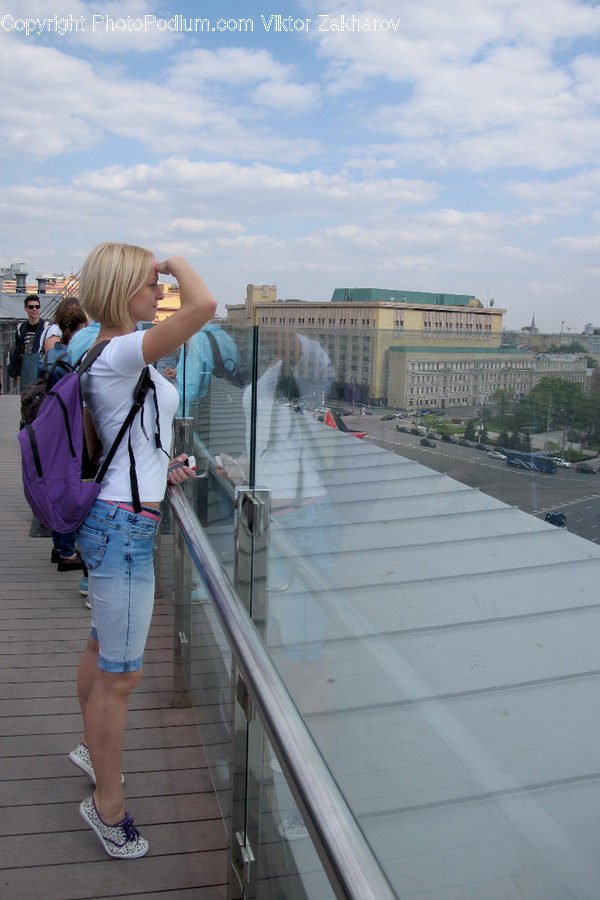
66, 319, 101, 365
175, 322, 242, 415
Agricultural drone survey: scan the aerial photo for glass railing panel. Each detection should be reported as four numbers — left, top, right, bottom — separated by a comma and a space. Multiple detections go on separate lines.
171, 322, 600, 897
186, 583, 233, 821
245, 325, 600, 895
254, 734, 337, 900
178, 324, 254, 583
168, 324, 255, 829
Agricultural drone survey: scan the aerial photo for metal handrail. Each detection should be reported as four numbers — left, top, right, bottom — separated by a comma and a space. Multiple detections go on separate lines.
167, 483, 398, 900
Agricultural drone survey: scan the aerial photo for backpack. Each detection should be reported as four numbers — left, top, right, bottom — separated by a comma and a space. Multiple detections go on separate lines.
205, 329, 247, 388
20, 350, 73, 428
17, 341, 155, 533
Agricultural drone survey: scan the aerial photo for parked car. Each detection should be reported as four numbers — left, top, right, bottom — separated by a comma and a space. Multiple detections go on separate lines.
475, 443, 490, 451
576, 463, 596, 474
489, 450, 507, 460
381, 414, 395, 421
420, 437, 436, 447
545, 511, 567, 527
410, 427, 426, 436
426, 432, 439, 440
552, 458, 572, 468
458, 438, 473, 447
441, 434, 458, 443
396, 425, 410, 433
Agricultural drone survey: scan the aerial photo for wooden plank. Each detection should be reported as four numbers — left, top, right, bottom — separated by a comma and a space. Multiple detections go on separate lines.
0, 396, 228, 898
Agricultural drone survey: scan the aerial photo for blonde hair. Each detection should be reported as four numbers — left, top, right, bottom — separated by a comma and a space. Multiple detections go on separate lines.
79, 242, 153, 329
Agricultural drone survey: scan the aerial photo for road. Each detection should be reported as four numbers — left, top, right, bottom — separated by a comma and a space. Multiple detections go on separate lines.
345, 414, 600, 544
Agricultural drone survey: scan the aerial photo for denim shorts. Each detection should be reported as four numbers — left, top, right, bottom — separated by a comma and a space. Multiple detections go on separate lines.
77, 499, 161, 673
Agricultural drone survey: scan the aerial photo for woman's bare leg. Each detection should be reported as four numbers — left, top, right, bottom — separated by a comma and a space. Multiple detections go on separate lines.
84, 667, 142, 823
76, 637, 99, 745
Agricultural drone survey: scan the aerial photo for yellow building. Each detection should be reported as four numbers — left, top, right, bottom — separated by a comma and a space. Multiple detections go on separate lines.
226, 284, 519, 408
155, 283, 181, 322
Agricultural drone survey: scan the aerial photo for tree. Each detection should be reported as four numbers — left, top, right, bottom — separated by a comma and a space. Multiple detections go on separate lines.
480, 424, 489, 444
420, 413, 443, 431
508, 431, 522, 450
497, 430, 510, 448
463, 419, 477, 441
515, 377, 588, 436
491, 388, 515, 426
548, 341, 586, 354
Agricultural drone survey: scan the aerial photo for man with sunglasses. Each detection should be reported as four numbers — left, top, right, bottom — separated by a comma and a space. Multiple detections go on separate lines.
9, 294, 48, 387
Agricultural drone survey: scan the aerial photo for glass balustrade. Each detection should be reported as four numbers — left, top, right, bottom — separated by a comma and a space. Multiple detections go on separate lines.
162, 323, 600, 899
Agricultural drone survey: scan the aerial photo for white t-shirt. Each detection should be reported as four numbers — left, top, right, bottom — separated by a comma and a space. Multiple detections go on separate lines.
40, 322, 60, 351
80, 331, 179, 503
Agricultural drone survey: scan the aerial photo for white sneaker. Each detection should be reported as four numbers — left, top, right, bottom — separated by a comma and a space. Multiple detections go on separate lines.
278, 811, 309, 841
69, 743, 124, 785
80, 795, 149, 858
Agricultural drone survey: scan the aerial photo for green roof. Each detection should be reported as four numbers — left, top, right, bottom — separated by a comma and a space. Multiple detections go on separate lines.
331, 288, 476, 306
389, 346, 530, 356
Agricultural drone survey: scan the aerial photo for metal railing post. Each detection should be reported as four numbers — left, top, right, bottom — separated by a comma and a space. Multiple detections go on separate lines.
229, 487, 270, 897
171, 417, 195, 707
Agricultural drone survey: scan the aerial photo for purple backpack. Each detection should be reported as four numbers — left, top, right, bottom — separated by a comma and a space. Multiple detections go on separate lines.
17, 341, 151, 532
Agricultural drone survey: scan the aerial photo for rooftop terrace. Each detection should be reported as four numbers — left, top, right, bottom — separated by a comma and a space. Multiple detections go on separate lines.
0, 395, 227, 899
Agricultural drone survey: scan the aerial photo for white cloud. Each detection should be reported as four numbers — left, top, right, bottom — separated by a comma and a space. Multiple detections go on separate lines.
504, 169, 600, 218
70, 157, 439, 220
169, 47, 321, 113
252, 80, 320, 112
0, 32, 320, 163
364, 42, 600, 170
551, 233, 600, 256
168, 47, 295, 87
2, 0, 600, 333
166, 218, 246, 236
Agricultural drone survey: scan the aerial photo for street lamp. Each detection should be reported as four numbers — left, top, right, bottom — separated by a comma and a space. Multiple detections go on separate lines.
544, 401, 551, 453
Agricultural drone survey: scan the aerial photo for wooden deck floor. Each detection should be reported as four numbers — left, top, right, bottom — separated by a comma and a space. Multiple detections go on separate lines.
0, 395, 228, 899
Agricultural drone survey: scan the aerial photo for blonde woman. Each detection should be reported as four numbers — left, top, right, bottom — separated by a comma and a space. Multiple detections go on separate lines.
69, 243, 216, 858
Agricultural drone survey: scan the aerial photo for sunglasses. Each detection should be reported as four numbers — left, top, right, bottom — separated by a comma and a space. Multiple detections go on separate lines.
27, 304, 40, 310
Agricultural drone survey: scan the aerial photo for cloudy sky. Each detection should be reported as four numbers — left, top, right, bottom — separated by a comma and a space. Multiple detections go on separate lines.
2, 0, 599, 332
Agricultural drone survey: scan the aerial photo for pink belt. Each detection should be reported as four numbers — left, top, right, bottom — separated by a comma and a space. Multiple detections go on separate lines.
106, 501, 161, 522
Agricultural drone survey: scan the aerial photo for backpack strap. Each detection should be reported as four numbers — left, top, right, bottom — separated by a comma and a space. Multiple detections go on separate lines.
43, 350, 72, 383
32, 320, 47, 353
205, 329, 237, 376
76, 340, 111, 374
125, 369, 168, 511
81, 343, 168, 513
94, 366, 152, 509
205, 330, 222, 371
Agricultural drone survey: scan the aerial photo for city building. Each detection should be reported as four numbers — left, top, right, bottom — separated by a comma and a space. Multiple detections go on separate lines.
226, 285, 537, 409
226, 285, 589, 410
1, 267, 588, 408
531, 354, 587, 388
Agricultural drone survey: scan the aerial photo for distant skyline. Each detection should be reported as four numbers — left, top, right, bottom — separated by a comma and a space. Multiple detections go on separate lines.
2, 0, 599, 333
